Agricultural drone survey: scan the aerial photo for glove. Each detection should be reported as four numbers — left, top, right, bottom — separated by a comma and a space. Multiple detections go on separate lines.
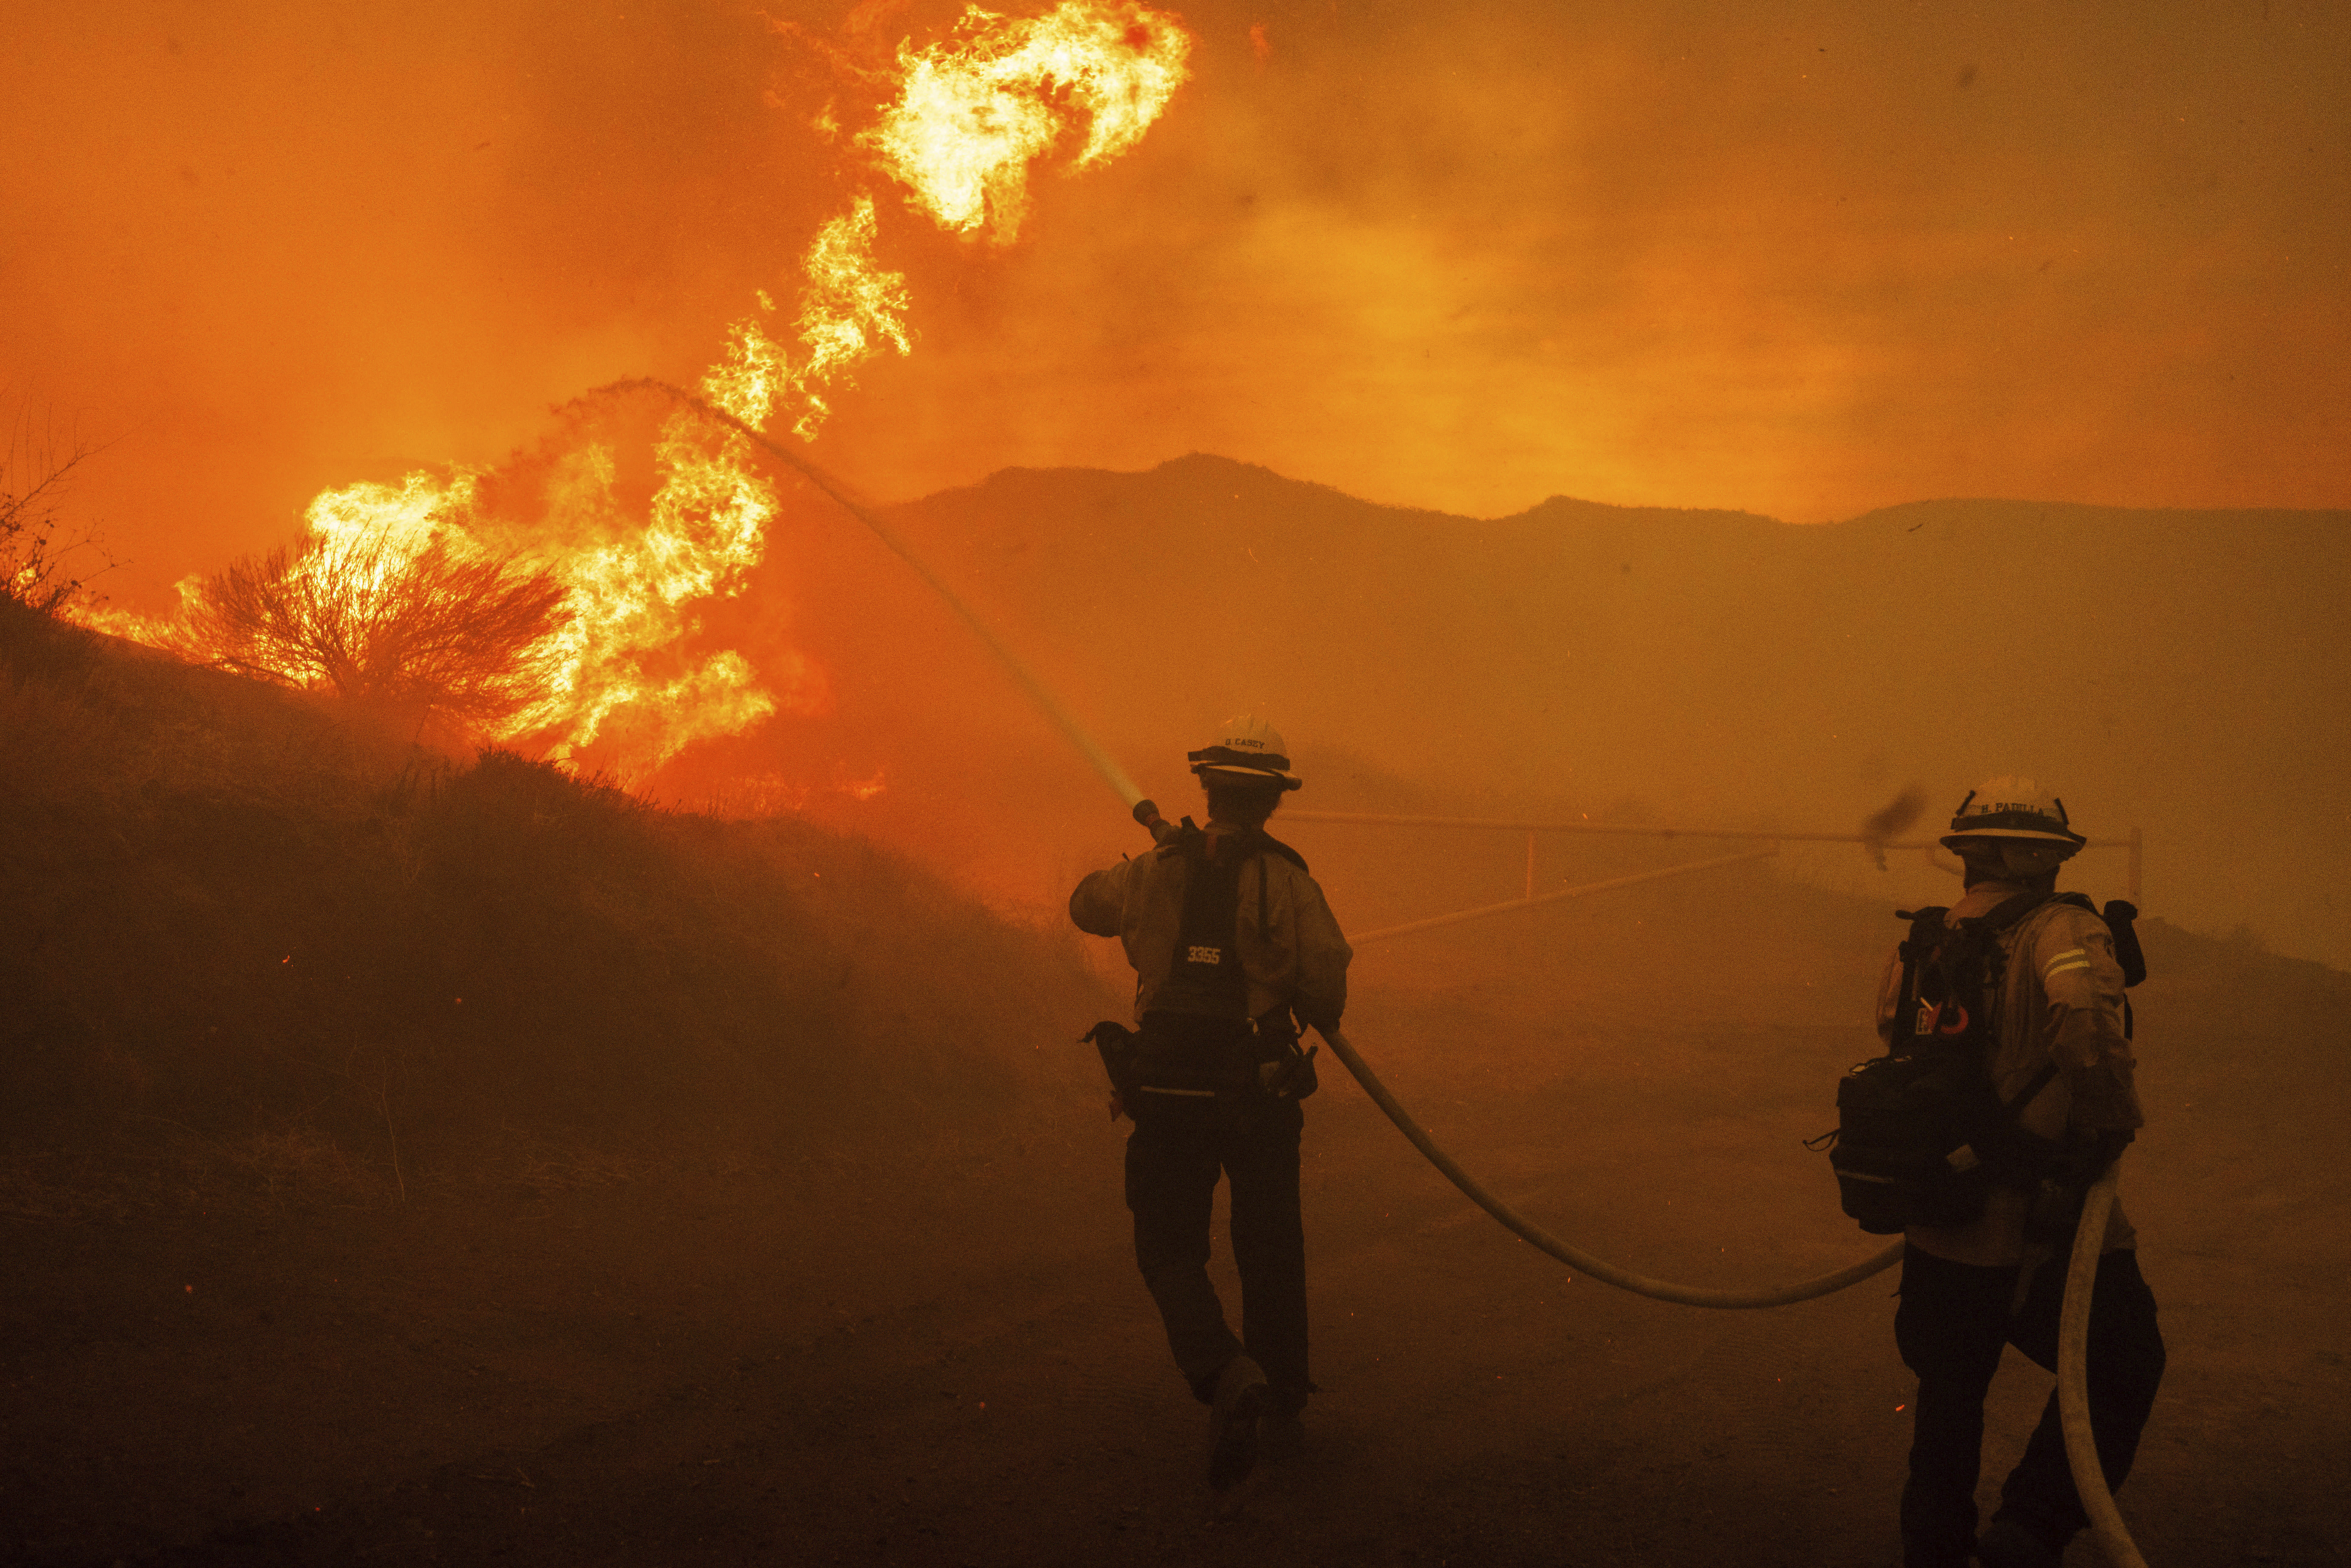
2060, 1127, 2135, 1186
1256, 1043, 1319, 1100
2021, 1130, 2134, 1243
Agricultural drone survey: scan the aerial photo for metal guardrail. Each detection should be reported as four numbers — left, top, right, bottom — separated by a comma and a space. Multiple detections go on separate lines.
1287, 811, 2143, 906
1348, 848, 1779, 946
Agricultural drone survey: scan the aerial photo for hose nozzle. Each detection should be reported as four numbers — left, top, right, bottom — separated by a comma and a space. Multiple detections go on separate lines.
1132, 798, 1189, 846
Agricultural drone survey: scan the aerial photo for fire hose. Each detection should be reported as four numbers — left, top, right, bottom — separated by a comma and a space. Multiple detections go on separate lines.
1316, 1021, 1902, 1308
2061, 1163, 2148, 1568
616, 376, 2144, 1558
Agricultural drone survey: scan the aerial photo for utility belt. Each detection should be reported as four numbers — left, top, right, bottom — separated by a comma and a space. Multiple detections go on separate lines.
1083, 1008, 1319, 1111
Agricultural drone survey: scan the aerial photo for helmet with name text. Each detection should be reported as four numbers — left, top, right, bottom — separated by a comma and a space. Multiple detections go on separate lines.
1187, 714, 1303, 791
1939, 777, 2088, 855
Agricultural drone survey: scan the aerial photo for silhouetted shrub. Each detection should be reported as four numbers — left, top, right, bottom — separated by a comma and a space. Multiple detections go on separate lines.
177, 527, 569, 737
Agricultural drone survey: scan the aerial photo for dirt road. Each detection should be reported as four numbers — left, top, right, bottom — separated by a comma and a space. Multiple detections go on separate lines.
6, 897, 2345, 1567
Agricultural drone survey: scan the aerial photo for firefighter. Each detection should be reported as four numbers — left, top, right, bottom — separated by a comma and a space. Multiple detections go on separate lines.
1068, 716, 1351, 1490
1882, 780, 2166, 1568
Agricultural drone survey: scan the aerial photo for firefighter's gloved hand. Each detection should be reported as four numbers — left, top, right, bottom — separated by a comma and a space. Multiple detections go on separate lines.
1257, 1044, 1319, 1100
1084, 1022, 1138, 1121
2024, 1179, 2087, 1243
2022, 1130, 2134, 1242
2061, 1127, 2134, 1184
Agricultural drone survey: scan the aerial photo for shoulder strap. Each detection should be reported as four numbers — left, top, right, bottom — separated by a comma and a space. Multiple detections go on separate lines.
1255, 831, 1309, 872
1152, 819, 1207, 862
1979, 889, 2060, 933
1235, 832, 1308, 939
2001, 1059, 2061, 1118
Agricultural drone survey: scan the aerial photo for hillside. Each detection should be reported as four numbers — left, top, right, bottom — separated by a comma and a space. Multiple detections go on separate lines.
0, 596, 1114, 1175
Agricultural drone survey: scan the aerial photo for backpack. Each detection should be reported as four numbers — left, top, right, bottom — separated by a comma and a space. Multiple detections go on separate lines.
1082, 826, 1321, 1108
1151, 825, 1254, 1021
1819, 891, 2143, 1234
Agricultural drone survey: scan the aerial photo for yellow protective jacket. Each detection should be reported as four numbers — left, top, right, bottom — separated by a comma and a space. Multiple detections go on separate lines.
1069, 825, 1352, 1033
1874, 878, 2146, 1266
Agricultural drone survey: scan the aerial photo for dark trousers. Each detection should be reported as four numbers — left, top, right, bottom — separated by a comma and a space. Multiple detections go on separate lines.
1124, 1094, 1311, 1411
1894, 1246, 2165, 1567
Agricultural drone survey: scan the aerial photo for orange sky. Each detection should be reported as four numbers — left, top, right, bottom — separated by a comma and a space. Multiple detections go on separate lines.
3, 0, 2345, 609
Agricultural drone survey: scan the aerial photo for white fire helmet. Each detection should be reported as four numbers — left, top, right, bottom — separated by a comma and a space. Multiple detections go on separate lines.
1188, 714, 1303, 791
1939, 777, 2088, 854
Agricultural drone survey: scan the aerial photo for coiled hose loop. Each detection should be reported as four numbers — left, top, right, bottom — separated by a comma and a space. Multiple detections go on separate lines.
1317, 1027, 1903, 1309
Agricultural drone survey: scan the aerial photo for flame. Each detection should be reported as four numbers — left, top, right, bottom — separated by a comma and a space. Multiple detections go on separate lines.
710, 196, 914, 443
73, 574, 203, 646
305, 470, 455, 566
497, 423, 794, 767
79, 1, 1194, 786
865, 0, 1193, 246
90, 358, 784, 775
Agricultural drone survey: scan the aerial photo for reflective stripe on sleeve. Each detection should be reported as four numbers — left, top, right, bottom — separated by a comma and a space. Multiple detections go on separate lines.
2042, 947, 2088, 978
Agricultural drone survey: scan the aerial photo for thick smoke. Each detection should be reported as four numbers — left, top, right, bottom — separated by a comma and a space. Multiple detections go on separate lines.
4, 0, 2343, 612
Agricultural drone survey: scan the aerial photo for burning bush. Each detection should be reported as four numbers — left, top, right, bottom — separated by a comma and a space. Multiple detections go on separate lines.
178, 523, 570, 741
65, 2, 1199, 777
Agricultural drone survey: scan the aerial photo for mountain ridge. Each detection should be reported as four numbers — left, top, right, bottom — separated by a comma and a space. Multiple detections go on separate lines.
725, 453, 2347, 968
905, 449, 2346, 530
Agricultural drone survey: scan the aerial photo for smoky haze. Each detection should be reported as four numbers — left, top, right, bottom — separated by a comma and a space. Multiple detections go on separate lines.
3, 0, 2346, 613
6, 0, 2344, 956
6, 3, 2349, 1543
635, 451, 2347, 971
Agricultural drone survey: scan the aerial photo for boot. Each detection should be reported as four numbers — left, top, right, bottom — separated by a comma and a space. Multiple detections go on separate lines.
1206, 1354, 1268, 1490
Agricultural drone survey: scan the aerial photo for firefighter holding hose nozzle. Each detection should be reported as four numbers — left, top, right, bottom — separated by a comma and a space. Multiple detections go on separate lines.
1070, 717, 1351, 1491
1854, 780, 2166, 1568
